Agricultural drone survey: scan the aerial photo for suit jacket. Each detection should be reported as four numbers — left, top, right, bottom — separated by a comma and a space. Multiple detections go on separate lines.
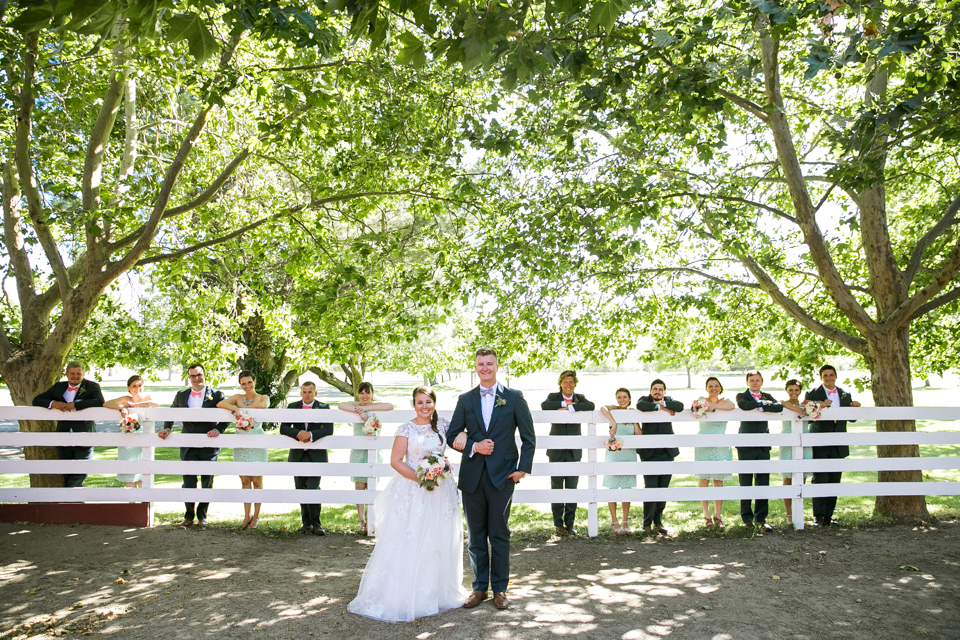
804, 385, 854, 458
32, 379, 105, 433
279, 400, 333, 463
635, 395, 683, 461
735, 390, 783, 453
163, 386, 228, 460
542, 392, 595, 462
446, 384, 536, 492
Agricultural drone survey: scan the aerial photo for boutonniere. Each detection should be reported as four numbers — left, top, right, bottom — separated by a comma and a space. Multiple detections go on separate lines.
494, 394, 507, 408
841, 392, 850, 401
205, 392, 213, 402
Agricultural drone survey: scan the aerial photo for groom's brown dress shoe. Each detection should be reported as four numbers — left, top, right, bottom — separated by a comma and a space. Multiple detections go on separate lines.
493, 592, 508, 610
463, 590, 488, 608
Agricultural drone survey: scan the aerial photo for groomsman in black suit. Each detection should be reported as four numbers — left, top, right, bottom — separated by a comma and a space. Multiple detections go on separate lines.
805, 364, 860, 527
280, 381, 333, 535
636, 379, 683, 536
32, 361, 105, 487
542, 370, 595, 537
447, 347, 536, 611
735, 371, 782, 531
157, 363, 227, 527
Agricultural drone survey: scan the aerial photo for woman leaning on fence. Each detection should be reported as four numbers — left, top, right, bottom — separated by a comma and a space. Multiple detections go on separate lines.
339, 382, 394, 534
218, 371, 270, 529
104, 375, 160, 488
599, 387, 640, 534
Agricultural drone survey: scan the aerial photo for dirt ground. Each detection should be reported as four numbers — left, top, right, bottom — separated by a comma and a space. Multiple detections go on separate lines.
2, 519, 958, 640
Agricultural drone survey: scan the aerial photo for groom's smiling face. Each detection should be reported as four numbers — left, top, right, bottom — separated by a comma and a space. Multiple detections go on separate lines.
476, 354, 498, 387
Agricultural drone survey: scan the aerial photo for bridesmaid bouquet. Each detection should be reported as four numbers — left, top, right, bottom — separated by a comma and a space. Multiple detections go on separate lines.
605, 436, 623, 451
361, 413, 381, 436
803, 402, 823, 420
119, 410, 141, 433
691, 397, 710, 418
235, 412, 257, 431
416, 452, 454, 491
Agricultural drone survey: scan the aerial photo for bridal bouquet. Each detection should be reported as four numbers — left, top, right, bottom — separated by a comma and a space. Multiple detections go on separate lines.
119, 410, 141, 433
361, 413, 381, 436
416, 452, 454, 491
605, 436, 623, 452
691, 397, 710, 418
235, 412, 257, 432
803, 402, 822, 420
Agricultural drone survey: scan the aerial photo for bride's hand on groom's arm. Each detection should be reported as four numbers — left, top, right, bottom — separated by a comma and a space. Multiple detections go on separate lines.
452, 432, 468, 450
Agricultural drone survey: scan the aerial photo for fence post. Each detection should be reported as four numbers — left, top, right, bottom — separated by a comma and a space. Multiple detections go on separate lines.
587, 421, 598, 537
143, 419, 155, 528
366, 443, 377, 536
792, 418, 804, 530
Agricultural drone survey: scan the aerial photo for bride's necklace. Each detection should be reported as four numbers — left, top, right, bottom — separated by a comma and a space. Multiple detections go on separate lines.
243, 396, 255, 406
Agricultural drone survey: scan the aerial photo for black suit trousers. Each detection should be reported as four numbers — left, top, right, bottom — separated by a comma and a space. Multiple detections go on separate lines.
737, 447, 770, 523
811, 449, 843, 520
462, 466, 514, 592
182, 449, 217, 521
550, 475, 578, 527
642, 474, 671, 526
58, 445, 93, 488
294, 472, 322, 527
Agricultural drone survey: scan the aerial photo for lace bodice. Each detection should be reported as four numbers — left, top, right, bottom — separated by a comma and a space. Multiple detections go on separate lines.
396, 418, 448, 470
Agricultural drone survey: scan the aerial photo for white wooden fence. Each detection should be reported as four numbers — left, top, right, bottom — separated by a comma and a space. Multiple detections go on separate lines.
1, 406, 958, 535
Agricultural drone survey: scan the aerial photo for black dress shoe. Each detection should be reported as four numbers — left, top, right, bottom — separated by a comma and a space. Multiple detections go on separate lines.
297, 526, 311, 534
312, 525, 326, 536
814, 516, 825, 527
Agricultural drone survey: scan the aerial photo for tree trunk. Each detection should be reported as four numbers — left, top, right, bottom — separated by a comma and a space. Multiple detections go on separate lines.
4, 357, 66, 488
686, 366, 692, 389
866, 326, 929, 520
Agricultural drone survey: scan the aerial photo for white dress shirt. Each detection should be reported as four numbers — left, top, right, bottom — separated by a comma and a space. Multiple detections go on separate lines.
825, 387, 840, 406
187, 388, 204, 409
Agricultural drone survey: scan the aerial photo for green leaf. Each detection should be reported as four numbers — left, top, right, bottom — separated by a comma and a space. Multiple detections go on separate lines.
396, 30, 426, 67
64, 0, 111, 30
9, 5, 53, 32
651, 29, 675, 48
166, 12, 219, 63
588, 1, 620, 34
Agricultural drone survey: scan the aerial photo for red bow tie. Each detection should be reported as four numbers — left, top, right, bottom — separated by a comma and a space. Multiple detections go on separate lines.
67, 386, 79, 392
751, 393, 762, 398
190, 390, 203, 398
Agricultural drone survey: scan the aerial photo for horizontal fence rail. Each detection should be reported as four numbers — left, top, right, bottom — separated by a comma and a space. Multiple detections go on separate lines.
2, 406, 958, 534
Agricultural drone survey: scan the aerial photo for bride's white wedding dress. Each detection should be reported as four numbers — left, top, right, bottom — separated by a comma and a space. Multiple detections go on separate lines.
348, 417, 468, 623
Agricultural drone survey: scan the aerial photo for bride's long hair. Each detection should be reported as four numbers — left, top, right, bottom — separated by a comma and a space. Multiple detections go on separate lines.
412, 386, 441, 444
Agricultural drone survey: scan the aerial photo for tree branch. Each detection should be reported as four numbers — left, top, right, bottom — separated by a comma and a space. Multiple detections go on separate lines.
103, 35, 243, 282
904, 190, 960, 287
15, 31, 72, 306
757, 19, 874, 334
134, 208, 298, 267
659, 191, 795, 223
307, 365, 354, 395
1, 160, 37, 309
715, 87, 770, 123
704, 212, 868, 355
888, 237, 960, 327
908, 286, 960, 321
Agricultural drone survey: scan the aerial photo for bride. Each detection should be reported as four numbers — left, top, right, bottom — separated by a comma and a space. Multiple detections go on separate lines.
348, 386, 468, 622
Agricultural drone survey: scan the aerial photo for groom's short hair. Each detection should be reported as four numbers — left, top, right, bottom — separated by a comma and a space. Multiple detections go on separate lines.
475, 347, 498, 361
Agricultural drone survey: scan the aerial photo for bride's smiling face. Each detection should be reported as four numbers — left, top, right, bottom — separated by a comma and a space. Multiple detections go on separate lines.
413, 392, 435, 420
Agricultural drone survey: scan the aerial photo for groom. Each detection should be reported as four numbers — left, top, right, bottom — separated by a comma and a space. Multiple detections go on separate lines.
448, 347, 536, 611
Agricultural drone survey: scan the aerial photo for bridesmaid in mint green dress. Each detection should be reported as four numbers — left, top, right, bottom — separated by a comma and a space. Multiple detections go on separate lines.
693, 377, 736, 530
104, 375, 160, 488
600, 388, 640, 534
338, 382, 394, 533
780, 379, 813, 527
218, 371, 270, 529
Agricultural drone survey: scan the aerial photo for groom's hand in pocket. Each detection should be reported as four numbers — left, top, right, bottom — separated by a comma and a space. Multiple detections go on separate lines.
474, 439, 495, 455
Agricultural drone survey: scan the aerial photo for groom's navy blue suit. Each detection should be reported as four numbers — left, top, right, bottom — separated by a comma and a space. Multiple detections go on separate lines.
447, 384, 536, 593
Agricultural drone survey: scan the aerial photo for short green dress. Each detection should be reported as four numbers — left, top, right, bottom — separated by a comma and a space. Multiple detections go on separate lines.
780, 420, 813, 478
603, 423, 637, 489
234, 424, 267, 464
116, 420, 149, 483
350, 416, 381, 483
694, 421, 733, 481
